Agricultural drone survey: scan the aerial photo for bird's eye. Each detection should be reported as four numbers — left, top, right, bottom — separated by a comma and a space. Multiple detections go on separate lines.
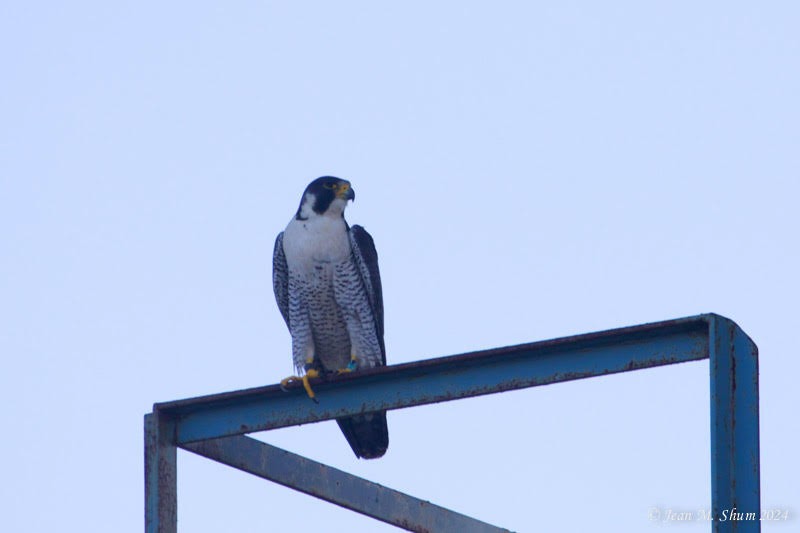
323, 182, 336, 189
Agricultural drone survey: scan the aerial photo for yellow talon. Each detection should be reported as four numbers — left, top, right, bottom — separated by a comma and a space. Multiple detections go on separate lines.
337, 357, 359, 374
280, 368, 321, 403
279, 376, 299, 390
302, 368, 320, 401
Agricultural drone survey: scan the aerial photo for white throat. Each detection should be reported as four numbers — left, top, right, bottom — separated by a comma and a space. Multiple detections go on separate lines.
283, 210, 351, 267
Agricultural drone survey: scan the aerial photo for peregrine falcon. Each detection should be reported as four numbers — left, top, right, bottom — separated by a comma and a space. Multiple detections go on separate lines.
272, 176, 389, 459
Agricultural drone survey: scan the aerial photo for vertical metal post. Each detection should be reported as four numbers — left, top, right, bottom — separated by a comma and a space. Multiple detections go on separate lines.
709, 316, 760, 531
145, 413, 177, 533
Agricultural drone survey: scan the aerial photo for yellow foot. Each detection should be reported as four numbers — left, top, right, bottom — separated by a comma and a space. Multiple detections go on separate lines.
279, 375, 299, 390
280, 368, 320, 403
336, 359, 359, 375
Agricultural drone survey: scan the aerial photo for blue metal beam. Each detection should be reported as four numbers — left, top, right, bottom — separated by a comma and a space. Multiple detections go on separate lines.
146, 313, 761, 532
144, 413, 176, 533
183, 435, 512, 533
159, 314, 710, 444
710, 316, 760, 531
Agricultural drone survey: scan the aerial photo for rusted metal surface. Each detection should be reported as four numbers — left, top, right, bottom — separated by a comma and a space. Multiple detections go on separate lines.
710, 316, 760, 532
145, 313, 761, 532
144, 413, 177, 533
183, 435, 512, 533
160, 315, 710, 444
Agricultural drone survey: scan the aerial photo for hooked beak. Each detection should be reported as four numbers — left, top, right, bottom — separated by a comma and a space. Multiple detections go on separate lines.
336, 182, 355, 202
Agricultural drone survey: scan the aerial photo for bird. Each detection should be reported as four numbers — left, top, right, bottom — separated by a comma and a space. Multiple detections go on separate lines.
272, 176, 389, 459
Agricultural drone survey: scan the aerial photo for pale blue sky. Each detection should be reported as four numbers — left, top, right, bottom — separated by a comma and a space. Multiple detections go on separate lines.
1, 2, 798, 532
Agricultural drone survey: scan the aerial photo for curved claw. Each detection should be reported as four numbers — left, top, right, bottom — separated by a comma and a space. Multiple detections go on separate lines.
280, 375, 301, 392
280, 369, 320, 403
302, 369, 320, 403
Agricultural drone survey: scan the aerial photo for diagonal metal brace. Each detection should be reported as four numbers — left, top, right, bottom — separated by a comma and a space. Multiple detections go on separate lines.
182, 435, 512, 533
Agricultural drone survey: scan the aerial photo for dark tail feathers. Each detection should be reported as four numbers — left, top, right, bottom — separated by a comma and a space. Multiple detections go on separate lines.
336, 411, 389, 459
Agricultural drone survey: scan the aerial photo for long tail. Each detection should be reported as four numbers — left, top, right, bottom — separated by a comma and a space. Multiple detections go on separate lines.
336, 411, 389, 459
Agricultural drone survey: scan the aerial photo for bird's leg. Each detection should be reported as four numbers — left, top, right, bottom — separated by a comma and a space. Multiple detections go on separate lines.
280, 359, 320, 403
300, 365, 320, 403
337, 354, 359, 374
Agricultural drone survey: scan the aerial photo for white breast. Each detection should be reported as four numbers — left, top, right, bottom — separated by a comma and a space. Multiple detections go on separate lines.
282, 215, 351, 271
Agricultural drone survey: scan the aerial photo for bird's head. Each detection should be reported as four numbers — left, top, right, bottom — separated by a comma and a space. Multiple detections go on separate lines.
295, 176, 355, 220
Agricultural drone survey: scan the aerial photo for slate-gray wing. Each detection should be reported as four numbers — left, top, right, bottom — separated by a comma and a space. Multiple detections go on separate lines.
272, 232, 290, 328
348, 224, 385, 365
336, 224, 389, 459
